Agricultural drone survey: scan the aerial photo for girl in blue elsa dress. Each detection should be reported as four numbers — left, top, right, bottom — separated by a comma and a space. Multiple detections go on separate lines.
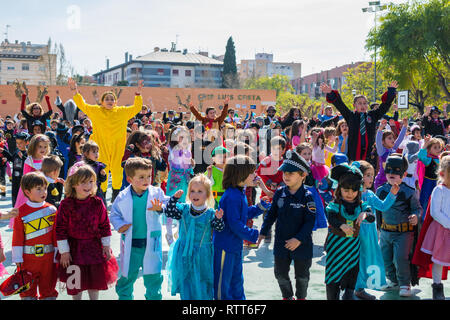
163, 174, 225, 300
352, 160, 400, 300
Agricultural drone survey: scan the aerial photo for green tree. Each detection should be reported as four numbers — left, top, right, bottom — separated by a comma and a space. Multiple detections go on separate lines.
243, 74, 294, 97
340, 62, 391, 108
366, 0, 449, 111
222, 36, 239, 88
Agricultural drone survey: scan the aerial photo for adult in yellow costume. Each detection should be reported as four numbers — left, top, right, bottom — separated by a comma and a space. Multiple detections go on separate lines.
67, 78, 143, 201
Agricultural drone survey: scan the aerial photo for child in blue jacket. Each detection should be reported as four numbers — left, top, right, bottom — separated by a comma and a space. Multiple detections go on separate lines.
213, 155, 270, 300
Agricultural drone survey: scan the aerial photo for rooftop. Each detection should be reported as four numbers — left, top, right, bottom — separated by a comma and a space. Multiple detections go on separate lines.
134, 50, 223, 65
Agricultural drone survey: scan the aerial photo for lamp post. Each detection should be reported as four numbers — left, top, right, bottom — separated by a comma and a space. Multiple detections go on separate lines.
362, 1, 387, 103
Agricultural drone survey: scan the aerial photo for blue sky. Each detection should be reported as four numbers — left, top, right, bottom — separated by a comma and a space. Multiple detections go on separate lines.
1, 0, 406, 77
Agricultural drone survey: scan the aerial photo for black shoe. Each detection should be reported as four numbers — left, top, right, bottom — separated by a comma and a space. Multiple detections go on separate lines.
342, 288, 355, 300
432, 283, 445, 300
354, 289, 376, 300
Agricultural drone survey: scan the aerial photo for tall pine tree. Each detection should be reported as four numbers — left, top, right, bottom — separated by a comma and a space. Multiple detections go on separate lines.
222, 36, 239, 88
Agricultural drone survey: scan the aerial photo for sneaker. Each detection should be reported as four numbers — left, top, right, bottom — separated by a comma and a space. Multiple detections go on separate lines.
354, 289, 376, 300
380, 281, 399, 291
248, 243, 259, 249
399, 286, 412, 297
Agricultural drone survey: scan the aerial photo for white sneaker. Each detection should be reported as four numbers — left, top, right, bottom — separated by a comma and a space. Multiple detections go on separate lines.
380, 281, 399, 291
399, 286, 412, 297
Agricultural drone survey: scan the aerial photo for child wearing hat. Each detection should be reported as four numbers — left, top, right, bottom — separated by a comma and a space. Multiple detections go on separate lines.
422, 105, 450, 138
257, 150, 317, 300
376, 154, 421, 297
324, 163, 375, 300
11, 132, 29, 206
206, 146, 230, 209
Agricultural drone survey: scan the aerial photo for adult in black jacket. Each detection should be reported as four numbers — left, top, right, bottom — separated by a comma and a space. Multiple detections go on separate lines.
320, 81, 398, 162
163, 110, 183, 125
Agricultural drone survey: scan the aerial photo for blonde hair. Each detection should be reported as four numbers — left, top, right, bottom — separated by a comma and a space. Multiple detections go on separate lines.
186, 174, 215, 208
438, 155, 450, 184
27, 134, 51, 158
426, 138, 444, 152
64, 165, 97, 198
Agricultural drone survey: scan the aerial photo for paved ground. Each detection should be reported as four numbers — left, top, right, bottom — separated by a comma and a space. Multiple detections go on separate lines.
0, 180, 448, 300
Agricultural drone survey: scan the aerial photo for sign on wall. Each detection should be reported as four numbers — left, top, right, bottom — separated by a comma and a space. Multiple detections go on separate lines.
397, 90, 409, 109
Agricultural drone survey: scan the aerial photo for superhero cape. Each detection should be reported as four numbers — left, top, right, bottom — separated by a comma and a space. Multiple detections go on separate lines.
416, 160, 425, 190
412, 200, 449, 281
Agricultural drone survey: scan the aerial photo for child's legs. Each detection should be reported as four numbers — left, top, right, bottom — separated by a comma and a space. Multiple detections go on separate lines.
88, 290, 99, 300
229, 250, 245, 300
293, 258, 312, 299
432, 263, 443, 284
274, 255, 294, 299
143, 273, 163, 300
115, 247, 145, 300
214, 248, 242, 300
380, 231, 398, 284
392, 232, 414, 287
340, 263, 360, 291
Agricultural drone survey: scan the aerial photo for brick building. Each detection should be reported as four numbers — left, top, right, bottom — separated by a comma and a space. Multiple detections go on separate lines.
291, 61, 367, 98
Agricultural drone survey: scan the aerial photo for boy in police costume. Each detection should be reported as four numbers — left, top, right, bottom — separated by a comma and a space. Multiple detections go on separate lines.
257, 150, 317, 300
376, 154, 421, 297
11, 171, 58, 300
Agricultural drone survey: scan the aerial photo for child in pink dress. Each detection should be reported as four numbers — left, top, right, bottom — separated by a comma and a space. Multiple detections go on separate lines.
9, 134, 51, 229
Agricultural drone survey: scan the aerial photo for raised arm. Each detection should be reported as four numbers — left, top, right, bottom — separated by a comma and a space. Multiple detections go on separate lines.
320, 83, 353, 121
369, 81, 398, 122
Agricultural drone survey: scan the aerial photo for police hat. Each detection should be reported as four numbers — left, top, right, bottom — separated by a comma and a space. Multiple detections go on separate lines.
278, 149, 310, 173
331, 153, 349, 166
384, 154, 408, 176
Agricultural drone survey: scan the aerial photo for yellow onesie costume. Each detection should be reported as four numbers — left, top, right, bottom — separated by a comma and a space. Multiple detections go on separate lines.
73, 93, 143, 192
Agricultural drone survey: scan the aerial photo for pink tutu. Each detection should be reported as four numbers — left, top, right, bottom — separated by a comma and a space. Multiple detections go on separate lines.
311, 162, 329, 181
420, 220, 450, 266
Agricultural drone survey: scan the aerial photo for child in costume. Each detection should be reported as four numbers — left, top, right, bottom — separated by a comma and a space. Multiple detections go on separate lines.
11, 132, 29, 206
164, 175, 225, 300
12, 172, 58, 300
257, 150, 317, 300
213, 155, 270, 300
67, 133, 85, 171
352, 160, 399, 300
166, 126, 194, 245
110, 157, 170, 300
68, 78, 144, 203
296, 143, 328, 230
412, 155, 450, 300
418, 136, 443, 223
403, 141, 421, 190
206, 146, 230, 209
320, 81, 398, 161
41, 155, 64, 208
374, 118, 408, 189
376, 154, 421, 297
324, 163, 375, 300
9, 134, 51, 229
55, 163, 118, 300
189, 98, 229, 131
310, 128, 337, 182
82, 140, 107, 204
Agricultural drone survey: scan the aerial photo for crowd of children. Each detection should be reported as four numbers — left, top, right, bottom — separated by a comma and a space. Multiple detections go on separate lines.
0, 79, 449, 301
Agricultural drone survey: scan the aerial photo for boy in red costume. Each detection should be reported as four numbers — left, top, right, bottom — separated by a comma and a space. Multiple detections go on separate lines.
12, 171, 58, 300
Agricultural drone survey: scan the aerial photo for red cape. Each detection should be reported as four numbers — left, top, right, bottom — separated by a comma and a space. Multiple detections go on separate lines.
412, 200, 449, 280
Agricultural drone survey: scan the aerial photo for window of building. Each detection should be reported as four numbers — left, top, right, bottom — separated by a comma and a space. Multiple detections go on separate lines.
22, 63, 30, 71
38, 81, 46, 85
185, 70, 191, 77
157, 68, 164, 76
172, 69, 179, 76
7, 66, 15, 70
39, 65, 46, 72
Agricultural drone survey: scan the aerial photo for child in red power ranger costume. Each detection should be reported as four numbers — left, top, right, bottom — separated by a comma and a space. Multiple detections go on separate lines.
11, 171, 58, 300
